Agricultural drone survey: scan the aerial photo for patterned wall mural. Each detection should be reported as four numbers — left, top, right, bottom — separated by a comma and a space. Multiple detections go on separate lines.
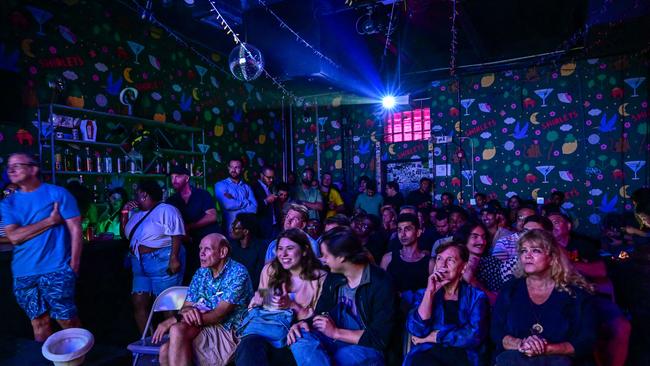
294, 54, 649, 233
0, 0, 284, 193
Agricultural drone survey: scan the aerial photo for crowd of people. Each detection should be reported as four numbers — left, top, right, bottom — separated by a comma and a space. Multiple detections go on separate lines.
1, 152, 650, 366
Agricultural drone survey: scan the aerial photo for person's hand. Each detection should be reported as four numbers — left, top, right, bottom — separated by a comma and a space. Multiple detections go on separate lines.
181, 307, 203, 326
287, 321, 310, 345
152, 317, 176, 344
168, 255, 181, 275
519, 335, 547, 356
49, 202, 64, 225
411, 330, 438, 345
270, 283, 291, 309
249, 291, 264, 309
123, 201, 139, 211
265, 194, 276, 204
69, 260, 80, 276
224, 192, 234, 200
312, 314, 337, 339
622, 226, 642, 236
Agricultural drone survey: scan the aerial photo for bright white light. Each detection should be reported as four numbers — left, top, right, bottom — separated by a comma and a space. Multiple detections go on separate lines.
184, 0, 195, 6
382, 95, 396, 109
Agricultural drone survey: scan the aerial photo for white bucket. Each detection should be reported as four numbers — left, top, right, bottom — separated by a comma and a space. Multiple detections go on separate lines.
42, 328, 94, 366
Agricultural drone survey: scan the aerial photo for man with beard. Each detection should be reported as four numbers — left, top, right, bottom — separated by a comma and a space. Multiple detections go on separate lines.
167, 165, 219, 283
215, 159, 257, 234
293, 167, 323, 221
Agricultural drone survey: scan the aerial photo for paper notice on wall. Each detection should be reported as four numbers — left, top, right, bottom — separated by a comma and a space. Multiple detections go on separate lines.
435, 164, 452, 177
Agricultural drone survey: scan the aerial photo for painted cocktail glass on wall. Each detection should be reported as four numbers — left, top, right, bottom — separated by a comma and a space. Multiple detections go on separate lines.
26, 6, 53, 36
534, 88, 554, 107
624, 77, 645, 97
536, 165, 555, 183
461, 170, 476, 187
460, 99, 475, 116
624, 161, 646, 180
127, 41, 144, 64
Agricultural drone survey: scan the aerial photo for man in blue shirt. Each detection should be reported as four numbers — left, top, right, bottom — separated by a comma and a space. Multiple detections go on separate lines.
153, 233, 252, 366
167, 165, 219, 284
214, 159, 257, 235
1, 153, 83, 342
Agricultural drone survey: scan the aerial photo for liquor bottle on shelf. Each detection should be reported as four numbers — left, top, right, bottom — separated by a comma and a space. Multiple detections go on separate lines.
55, 153, 62, 171
96, 152, 103, 173
63, 148, 71, 171
104, 156, 113, 173
155, 161, 162, 174
92, 185, 99, 203
85, 147, 93, 172
75, 152, 83, 172
117, 157, 123, 173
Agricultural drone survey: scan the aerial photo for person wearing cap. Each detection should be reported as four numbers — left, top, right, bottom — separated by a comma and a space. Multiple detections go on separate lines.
480, 200, 513, 249
214, 158, 257, 235
167, 165, 220, 284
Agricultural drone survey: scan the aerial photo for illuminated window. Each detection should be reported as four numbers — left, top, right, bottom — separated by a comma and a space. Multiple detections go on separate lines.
384, 108, 431, 143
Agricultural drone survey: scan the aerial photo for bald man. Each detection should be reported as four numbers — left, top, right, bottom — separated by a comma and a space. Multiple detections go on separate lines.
154, 233, 253, 366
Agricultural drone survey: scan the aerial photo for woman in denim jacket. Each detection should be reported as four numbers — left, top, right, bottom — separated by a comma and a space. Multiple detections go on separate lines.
404, 241, 490, 366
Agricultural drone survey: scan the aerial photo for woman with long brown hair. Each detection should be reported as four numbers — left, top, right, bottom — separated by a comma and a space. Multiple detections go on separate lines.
235, 228, 326, 366
491, 229, 596, 366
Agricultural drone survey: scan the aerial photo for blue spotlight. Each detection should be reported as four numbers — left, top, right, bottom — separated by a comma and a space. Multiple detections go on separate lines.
382, 95, 396, 109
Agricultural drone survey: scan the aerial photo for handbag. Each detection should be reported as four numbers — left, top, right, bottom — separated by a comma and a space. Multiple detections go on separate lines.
237, 307, 294, 348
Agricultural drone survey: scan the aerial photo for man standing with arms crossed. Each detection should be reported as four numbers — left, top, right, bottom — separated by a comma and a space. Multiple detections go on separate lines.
214, 158, 257, 236
1, 153, 83, 341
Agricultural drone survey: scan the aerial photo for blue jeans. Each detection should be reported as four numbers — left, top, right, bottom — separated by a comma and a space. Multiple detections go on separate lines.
130, 246, 185, 296
290, 330, 384, 366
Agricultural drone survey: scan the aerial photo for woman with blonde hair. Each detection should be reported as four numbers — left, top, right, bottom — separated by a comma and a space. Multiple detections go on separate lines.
491, 229, 596, 366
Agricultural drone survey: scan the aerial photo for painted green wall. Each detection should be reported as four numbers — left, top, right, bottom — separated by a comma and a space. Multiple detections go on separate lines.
0, 0, 284, 194
294, 55, 649, 233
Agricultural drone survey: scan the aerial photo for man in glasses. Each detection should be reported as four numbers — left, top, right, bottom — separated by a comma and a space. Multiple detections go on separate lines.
1, 153, 83, 341
252, 166, 279, 240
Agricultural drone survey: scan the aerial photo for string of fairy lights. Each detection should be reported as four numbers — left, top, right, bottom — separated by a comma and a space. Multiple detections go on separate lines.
257, 0, 340, 69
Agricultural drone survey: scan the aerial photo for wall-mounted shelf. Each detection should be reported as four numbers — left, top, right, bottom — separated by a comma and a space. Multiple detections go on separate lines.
36, 103, 207, 187
37, 104, 201, 133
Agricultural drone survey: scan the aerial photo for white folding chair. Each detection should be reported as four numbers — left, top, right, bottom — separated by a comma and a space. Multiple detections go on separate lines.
127, 286, 188, 366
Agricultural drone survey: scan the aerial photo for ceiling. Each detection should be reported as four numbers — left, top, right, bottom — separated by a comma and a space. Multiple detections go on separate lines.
138, 0, 650, 99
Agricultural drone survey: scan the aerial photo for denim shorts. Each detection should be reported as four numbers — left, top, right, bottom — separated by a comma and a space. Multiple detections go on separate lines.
13, 266, 77, 320
130, 245, 185, 296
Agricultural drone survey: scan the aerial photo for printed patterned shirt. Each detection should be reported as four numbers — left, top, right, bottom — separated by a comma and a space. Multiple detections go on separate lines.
186, 258, 253, 330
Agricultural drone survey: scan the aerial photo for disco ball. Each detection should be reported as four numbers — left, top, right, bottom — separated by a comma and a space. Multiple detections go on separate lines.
228, 43, 264, 81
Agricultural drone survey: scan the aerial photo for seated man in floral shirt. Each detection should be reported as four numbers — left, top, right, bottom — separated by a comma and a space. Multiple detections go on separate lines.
153, 233, 253, 366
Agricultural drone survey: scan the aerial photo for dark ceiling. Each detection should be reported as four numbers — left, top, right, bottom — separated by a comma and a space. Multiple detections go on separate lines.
136, 0, 650, 99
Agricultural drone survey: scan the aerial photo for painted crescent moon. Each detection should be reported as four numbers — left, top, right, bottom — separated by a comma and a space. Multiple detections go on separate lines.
242, 101, 247, 113
21, 39, 35, 58
531, 188, 540, 199
388, 144, 396, 155
618, 103, 629, 117
123, 67, 134, 83
620, 185, 630, 198
530, 112, 540, 124
370, 132, 378, 143
192, 88, 200, 101
454, 121, 461, 132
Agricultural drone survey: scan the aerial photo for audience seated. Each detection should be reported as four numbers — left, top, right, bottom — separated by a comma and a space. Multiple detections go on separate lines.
381, 213, 434, 307
351, 212, 386, 264
287, 227, 398, 366
265, 203, 320, 262
491, 230, 596, 366
154, 233, 253, 366
404, 242, 489, 366
229, 213, 267, 290
454, 222, 500, 304
235, 229, 326, 366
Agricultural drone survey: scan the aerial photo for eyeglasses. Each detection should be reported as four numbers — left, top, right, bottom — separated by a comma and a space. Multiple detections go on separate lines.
7, 163, 35, 171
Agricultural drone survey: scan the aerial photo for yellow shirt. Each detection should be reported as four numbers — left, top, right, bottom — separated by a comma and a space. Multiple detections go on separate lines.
325, 188, 344, 218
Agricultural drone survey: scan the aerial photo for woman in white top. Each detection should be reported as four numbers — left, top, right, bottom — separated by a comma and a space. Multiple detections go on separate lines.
121, 180, 185, 334
235, 228, 326, 366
